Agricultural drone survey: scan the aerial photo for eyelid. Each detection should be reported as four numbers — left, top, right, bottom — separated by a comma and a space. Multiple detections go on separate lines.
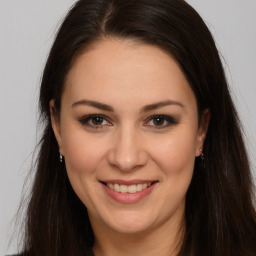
79, 114, 112, 128
79, 114, 177, 130
144, 115, 178, 128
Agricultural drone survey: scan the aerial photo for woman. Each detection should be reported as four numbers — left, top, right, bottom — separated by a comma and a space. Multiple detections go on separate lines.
13, 0, 256, 255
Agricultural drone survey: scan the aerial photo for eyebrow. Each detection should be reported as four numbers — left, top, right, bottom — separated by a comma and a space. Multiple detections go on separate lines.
72, 100, 114, 112
141, 100, 184, 112
71, 99, 184, 112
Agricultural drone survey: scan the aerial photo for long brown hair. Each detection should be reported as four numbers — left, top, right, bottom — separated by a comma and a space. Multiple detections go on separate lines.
19, 0, 256, 255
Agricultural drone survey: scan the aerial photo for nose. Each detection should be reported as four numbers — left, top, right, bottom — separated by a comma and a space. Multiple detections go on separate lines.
107, 126, 148, 171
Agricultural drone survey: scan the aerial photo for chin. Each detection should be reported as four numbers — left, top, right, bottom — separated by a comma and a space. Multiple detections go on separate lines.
108, 219, 154, 234
96, 207, 159, 235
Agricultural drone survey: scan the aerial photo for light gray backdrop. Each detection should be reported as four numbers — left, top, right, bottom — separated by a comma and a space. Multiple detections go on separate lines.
1, 0, 255, 255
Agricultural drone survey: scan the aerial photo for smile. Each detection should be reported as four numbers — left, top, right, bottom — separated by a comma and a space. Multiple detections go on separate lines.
100, 180, 158, 203
106, 183, 152, 194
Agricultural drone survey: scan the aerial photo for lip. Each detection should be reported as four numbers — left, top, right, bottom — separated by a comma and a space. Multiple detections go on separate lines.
100, 180, 158, 204
100, 179, 156, 185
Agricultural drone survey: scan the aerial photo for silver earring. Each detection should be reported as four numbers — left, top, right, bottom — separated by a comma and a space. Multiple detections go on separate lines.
199, 148, 204, 160
59, 150, 63, 163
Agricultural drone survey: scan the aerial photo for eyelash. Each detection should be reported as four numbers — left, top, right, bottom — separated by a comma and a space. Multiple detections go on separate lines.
79, 114, 177, 129
79, 114, 111, 129
144, 115, 178, 129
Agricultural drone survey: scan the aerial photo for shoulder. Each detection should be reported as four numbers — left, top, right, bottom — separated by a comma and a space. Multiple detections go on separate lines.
6, 252, 30, 256
6, 254, 23, 256
6, 255, 23, 256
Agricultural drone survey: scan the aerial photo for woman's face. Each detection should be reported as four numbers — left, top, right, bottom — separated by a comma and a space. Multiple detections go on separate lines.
51, 39, 209, 235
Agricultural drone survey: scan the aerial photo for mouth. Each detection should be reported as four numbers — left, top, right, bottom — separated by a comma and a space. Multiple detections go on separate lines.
100, 180, 158, 203
100, 180, 158, 194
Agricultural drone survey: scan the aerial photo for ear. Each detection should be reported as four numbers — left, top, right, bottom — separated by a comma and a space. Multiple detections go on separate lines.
195, 109, 210, 157
49, 99, 64, 155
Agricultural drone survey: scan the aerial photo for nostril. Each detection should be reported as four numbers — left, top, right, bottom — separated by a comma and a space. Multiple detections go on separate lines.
107, 143, 149, 172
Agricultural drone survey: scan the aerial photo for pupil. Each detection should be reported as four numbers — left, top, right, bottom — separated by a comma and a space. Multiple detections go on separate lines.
153, 117, 164, 126
92, 117, 103, 125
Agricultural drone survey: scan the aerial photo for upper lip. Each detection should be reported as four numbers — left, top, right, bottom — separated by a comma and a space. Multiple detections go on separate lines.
100, 179, 158, 185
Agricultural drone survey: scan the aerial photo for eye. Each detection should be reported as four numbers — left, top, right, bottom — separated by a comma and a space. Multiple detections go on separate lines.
79, 114, 112, 129
145, 115, 177, 129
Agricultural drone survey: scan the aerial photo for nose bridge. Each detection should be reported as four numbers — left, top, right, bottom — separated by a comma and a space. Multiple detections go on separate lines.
107, 123, 148, 171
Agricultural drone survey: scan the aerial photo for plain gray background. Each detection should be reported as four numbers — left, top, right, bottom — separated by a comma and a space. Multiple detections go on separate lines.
1, 0, 255, 254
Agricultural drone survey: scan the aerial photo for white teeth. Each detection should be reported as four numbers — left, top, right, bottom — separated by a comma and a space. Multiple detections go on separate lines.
128, 184, 137, 193
120, 185, 128, 193
137, 184, 142, 191
114, 183, 120, 192
107, 182, 152, 193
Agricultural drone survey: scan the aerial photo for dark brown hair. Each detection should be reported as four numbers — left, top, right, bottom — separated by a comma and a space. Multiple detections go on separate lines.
18, 0, 256, 255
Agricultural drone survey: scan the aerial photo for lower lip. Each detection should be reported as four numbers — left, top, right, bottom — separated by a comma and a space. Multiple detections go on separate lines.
101, 182, 157, 204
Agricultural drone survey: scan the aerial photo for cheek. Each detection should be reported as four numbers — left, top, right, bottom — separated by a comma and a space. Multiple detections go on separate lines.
150, 129, 197, 211
61, 126, 109, 210
152, 127, 197, 178
61, 124, 108, 178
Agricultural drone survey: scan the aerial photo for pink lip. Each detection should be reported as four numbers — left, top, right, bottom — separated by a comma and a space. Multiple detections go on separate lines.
101, 179, 156, 185
100, 181, 158, 204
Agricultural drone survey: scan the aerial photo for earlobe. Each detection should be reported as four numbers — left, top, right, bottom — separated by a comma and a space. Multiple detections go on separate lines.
196, 109, 211, 156
49, 99, 63, 153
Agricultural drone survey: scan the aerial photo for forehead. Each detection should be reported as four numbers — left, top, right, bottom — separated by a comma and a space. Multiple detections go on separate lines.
63, 38, 196, 111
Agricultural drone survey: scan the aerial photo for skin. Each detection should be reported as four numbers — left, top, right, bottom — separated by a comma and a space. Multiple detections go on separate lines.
50, 38, 210, 256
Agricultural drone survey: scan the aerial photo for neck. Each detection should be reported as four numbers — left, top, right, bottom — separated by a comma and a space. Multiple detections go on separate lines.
91, 213, 185, 256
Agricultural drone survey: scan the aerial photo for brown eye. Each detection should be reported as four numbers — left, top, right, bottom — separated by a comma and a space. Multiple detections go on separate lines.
91, 116, 104, 125
79, 114, 112, 129
145, 115, 177, 129
152, 117, 165, 126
